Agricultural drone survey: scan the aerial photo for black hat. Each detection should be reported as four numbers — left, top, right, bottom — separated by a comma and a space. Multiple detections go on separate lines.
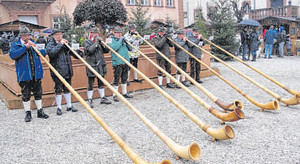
51, 28, 63, 35
19, 25, 31, 36
192, 27, 199, 31
90, 27, 99, 33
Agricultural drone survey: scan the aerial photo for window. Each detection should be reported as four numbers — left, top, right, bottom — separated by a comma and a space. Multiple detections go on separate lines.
154, 0, 161, 6
141, 0, 149, 5
127, 0, 135, 5
166, 0, 173, 7
52, 17, 67, 28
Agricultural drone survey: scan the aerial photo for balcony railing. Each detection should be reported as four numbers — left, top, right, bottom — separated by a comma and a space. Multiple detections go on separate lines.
249, 5, 299, 20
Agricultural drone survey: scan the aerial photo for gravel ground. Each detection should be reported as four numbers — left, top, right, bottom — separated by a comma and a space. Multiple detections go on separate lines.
0, 56, 299, 164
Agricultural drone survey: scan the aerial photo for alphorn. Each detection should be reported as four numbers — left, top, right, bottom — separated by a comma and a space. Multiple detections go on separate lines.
109, 39, 235, 142
125, 40, 244, 123
187, 40, 299, 106
32, 46, 171, 164
185, 39, 279, 112
64, 44, 201, 160
138, 35, 243, 112
203, 37, 300, 100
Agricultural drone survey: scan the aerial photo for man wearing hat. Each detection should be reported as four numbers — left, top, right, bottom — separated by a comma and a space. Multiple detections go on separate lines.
124, 24, 143, 85
187, 27, 205, 83
174, 29, 191, 88
109, 26, 133, 102
46, 28, 78, 115
152, 26, 175, 88
9, 25, 49, 122
84, 27, 111, 107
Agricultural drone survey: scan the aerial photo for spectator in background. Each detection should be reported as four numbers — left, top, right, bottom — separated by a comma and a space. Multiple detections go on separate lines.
264, 25, 276, 59
249, 27, 260, 61
285, 35, 292, 56
277, 26, 286, 58
1, 34, 10, 54
240, 26, 250, 61
36, 35, 47, 45
272, 27, 279, 56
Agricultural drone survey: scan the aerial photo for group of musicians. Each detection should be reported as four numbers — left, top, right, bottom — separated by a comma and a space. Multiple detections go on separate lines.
9, 24, 205, 122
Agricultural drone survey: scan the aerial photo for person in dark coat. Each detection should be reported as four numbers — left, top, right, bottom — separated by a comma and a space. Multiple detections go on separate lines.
109, 26, 133, 102
84, 27, 111, 107
1, 34, 10, 54
187, 27, 205, 83
277, 26, 286, 58
240, 26, 250, 61
46, 28, 78, 115
9, 25, 49, 122
173, 29, 190, 88
152, 26, 175, 89
36, 35, 47, 45
249, 28, 260, 61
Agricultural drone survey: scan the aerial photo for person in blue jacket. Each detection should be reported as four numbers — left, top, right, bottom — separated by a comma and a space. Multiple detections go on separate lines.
9, 25, 49, 122
109, 26, 133, 102
264, 25, 276, 59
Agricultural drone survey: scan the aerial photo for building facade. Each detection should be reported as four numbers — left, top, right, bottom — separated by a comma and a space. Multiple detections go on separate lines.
0, 0, 184, 29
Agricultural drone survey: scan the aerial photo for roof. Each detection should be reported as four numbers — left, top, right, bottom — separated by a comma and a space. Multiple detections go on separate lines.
257, 16, 300, 22
0, 20, 47, 32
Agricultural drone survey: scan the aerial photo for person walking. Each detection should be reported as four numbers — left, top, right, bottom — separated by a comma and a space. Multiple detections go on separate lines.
152, 26, 175, 89
46, 28, 78, 115
84, 27, 111, 107
240, 26, 250, 61
264, 26, 276, 59
109, 26, 133, 102
9, 25, 49, 122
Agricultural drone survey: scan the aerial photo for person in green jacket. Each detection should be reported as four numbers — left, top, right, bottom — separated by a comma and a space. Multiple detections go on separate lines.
109, 26, 133, 102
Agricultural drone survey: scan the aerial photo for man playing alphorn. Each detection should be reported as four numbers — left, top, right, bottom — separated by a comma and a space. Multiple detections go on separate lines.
187, 27, 205, 84
9, 25, 49, 122
109, 26, 133, 102
152, 26, 175, 89
84, 27, 111, 107
46, 28, 78, 115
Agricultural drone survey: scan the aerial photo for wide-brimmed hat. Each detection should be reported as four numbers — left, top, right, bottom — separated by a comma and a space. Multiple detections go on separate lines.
114, 26, 123, 33
51, 28, 63, 35
128, 24, 136, 29
192, 27, 199, 31
157, 26, 166, 32
19, 25, 31, 36
176, 29, 184, 34
90, 27, 99, 33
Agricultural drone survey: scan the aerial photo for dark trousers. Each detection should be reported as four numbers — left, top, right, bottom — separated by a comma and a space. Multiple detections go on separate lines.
52, 76, 71, 95
190, 58, 201, 80
88, 76, 104, 91
18, 79, 42, 102
129, 58, 138, 69
176, 62, 187, 74
157, 58, 171, 76
113, 64, 128, 85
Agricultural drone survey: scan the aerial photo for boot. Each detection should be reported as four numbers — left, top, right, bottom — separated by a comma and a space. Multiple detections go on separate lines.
123, 93, 133, 98
67, 106, 78, 112
25, 111, 32, 122
166, 83, 175, 88
113, 95, 119, 102
37, 109, 49, 119
57, 108, 62, 116
100, 97, 112, 104
196, 79, 203, 84
88, 99, 94, 108
182, 81, 190, 87
133, 79, 143, 83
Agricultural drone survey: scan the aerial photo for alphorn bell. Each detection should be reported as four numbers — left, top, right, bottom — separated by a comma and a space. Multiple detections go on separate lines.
64, 44, 201, 161
203, 37, 300, 102
125, 40, 244, 123
32, 46, 171, 164
120, 38, 235, 141
138, 35, 243, 112
186, 39, 280, 112
188, 40, 299, 106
